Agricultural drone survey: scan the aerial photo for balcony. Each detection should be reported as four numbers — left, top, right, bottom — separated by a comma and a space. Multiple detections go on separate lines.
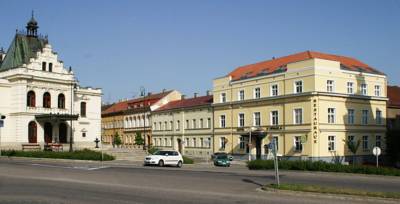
27, 106, 70, 115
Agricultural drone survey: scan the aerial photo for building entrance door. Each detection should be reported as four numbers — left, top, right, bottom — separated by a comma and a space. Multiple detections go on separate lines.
59, 123, 67, 143
44, 122, 53, 143
256, 137, 262, 160
177, 139, 182, 153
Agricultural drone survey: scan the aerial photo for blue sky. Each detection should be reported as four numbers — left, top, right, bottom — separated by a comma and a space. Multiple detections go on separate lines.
1, 0, 399, 103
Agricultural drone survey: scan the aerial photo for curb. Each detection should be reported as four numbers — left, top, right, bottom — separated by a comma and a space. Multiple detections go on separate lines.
260, 186, 399, 203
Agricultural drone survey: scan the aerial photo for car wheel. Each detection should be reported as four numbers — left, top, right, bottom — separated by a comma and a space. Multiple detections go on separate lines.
158, 160, 164, 167
177, 161, 183, 168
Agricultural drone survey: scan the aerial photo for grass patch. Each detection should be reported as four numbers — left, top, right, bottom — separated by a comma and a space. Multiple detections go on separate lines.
247, 160, 400, 176
266, 183, 400, 199
183, 156, 194, 164
1, 149, 115, 161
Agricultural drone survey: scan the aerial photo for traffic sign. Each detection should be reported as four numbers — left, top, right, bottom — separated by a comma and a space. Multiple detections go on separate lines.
373, 146, 381, 156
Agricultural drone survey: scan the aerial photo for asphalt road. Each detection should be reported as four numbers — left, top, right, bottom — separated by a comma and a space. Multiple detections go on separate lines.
0, 159, 399, 204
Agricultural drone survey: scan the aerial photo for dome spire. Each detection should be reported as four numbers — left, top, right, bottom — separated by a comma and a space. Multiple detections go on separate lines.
26, 10, 39, 37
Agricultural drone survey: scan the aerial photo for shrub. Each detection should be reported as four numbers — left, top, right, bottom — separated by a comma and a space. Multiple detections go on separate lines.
1, 149, 115, 161
183, 156, 194, 164
247, 159, 400, 176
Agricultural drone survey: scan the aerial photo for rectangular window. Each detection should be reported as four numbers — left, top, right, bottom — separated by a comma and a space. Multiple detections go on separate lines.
348, 109, 355, 124
220, 115, 226, 128
294, 81, 303, 93
220, 93, 226, 103
375, 135, 382, 148
327, 80, 334, 92
271, 110, 279, 126
294, 108, 303, 124
348, 135, 355, 146
254, 87, 261, 99
328, 136, 336, 151
186, 120, 189, 129
253, 112, 261, 126
328, 108, 335, 124
220, 137, 226, 149
374, 85, 381, 97
49, 63, 53, 72
362, 110, 369, 125
376, 110, 382, 124
200, 118, 204, 128
238, 113, 245, 127
347, 82, 354, 94
207, 118, 211, 128
238, 90, 245, 101
239, 136, 245, 149
361, 84, 367, 95
192, 119, 196, 129
271, 84, 278, 96
80, 102, 86, 117
362, 135, 369, 150
294, 136, 302, 151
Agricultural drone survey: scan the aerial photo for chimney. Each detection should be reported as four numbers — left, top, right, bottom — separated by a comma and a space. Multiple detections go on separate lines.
206, 90, 210, 96
194, 93, 198, 98
272, 56, 275, 60
181, 95, 186, 100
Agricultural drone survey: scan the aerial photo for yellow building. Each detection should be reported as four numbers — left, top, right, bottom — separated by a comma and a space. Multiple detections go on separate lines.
212, 51, 387, 163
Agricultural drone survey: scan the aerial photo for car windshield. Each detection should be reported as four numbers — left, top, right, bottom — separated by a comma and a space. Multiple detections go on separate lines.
216, 155, 228, 160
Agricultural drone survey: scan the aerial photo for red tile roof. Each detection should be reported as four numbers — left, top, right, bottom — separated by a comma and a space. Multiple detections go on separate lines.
155, 95, 213, 112
229, 51, 384, 81
102, 91, 172, 115
388, 86, 400, 108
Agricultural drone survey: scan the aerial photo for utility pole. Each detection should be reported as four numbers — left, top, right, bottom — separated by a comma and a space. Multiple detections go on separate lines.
0, 114, 5, 157
140, 87, 147, 150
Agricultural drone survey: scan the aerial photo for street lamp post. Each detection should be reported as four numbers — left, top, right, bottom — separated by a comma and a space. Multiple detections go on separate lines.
140, 87, 147, 150
248, 130, 252, 161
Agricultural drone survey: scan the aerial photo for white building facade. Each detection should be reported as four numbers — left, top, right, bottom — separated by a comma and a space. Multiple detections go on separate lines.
0, 16, 102, 150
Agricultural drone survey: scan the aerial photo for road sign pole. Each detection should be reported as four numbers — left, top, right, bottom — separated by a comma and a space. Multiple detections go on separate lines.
273, 140, 280, 186
376, 154, 379, 168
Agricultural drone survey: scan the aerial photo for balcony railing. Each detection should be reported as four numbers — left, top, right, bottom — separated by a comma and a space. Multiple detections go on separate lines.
27, 106, 70, 115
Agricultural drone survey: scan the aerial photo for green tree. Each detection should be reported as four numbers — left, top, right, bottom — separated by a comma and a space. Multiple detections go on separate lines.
135, 131, 144, 145
113, 132, 122, 147
345, 139, 361, 165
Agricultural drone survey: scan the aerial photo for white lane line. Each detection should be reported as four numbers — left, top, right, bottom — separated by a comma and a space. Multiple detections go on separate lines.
31, 163, 109, 171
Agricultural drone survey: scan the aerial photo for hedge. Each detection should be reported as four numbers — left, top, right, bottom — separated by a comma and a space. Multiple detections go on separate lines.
247, 160, 400, 176
1, 149, 115, 161
183, 156, 194, 164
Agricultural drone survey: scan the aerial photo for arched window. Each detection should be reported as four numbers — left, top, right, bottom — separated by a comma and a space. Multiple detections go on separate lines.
28, 121, 37, 143
58, 94, 65, 109
80, 102, 87, 117
43, 92, 51, 108
42, 62, 46, 71
27, 91, 36, 107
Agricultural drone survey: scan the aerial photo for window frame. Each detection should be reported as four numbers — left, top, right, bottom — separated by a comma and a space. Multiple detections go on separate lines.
238, 113, 245, 127
328, 135, 336, 151
327, 80, 334, 92
270, 110, 279, 126
294, 80, 303, 94
328, 108, 336, 124
293, 108, 303, 124
270, 83, 279, 96
347, 82, 354, 94
254, 87, 261, 99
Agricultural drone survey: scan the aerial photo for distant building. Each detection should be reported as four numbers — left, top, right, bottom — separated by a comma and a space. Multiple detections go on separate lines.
386, 86, 400, 165
213, 51, 387, 163
101, 90, 181, 148
0, 15, 102, 150
151, 93, 213, 158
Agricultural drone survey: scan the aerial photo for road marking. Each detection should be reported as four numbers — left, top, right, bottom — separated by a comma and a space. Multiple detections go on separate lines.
31, 163, 109, 171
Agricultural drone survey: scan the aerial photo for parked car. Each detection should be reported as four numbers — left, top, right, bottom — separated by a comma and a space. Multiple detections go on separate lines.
144, 150, 183, 168
211, 152, 233, 161
213, 154, 231, 167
